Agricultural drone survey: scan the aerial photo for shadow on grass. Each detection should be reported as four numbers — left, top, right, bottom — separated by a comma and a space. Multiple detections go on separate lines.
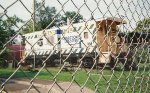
0, 69, 38, 79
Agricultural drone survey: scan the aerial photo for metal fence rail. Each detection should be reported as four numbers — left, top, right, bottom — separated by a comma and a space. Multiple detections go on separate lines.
0, 0, 150, 93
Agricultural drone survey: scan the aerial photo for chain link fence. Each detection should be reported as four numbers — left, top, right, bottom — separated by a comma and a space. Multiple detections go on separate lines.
0, 0, 150, 93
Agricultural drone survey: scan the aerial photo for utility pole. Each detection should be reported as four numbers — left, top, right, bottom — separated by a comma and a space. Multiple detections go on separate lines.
33, 0, 36, 70
33, 0, 35, 32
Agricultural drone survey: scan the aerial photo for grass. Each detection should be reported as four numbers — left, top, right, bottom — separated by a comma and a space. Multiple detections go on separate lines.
0, 64, 150, 93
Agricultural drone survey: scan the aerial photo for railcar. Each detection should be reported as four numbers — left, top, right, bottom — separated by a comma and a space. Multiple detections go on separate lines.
22, 17, 137, 69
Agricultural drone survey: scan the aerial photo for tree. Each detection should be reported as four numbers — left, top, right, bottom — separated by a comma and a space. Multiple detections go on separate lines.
61, 11, 83, 25
23, 2, 84, 34
23, 1, 59, 33
0, 19, 8, 47
135, 18, 150, 32
22, 20, 41, 34
36, 5, 58, 29
0, 15, 22, 46
0, 15, 22, 67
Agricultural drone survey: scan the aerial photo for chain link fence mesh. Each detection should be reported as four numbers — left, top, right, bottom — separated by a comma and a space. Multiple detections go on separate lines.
0, 0, 150, 93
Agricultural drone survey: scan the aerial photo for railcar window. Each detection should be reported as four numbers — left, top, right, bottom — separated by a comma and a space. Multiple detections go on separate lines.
84, 32, 88, 39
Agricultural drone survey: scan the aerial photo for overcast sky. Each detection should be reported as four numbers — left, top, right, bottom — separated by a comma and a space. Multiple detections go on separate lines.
0, 0, 150, 31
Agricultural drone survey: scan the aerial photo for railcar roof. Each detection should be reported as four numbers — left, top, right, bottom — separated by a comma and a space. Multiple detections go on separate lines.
24, 17, 126, 35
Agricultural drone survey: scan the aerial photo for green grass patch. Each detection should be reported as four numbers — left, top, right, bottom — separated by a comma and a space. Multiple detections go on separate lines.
0, 65, 150, 93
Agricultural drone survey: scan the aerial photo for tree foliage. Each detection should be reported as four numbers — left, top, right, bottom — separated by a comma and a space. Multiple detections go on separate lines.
61, 11, 83, 25
36, 5, 58, 29
0, 15, 22, 46
22, 20, 40, 34
23, 2, 83, 34
23, 1, 58, 33
0, 15, 22, 66
135, 18, 150, 32
0, 19, 8, 47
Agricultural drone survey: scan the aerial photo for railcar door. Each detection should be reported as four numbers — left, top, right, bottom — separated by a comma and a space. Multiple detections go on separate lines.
96, 21, 111, 63
96, 18, 126, 64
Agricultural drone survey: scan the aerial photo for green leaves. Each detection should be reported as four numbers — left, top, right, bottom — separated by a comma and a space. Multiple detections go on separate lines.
61, 11, 83, 25
23, 2, 58, 33
22, 1, 83, 34
0, 15, 22, 65
135, 18, 150, 32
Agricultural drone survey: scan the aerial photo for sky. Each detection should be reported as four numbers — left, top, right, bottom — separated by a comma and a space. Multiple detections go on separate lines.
0, 0, 150, 31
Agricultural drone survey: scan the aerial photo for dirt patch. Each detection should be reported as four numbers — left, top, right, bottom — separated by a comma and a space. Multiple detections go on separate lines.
1, 78, 94, 93
5, 83, 30, 92
15, 78, 54, 85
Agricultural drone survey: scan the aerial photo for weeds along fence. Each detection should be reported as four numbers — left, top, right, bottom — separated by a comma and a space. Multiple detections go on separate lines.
0, 0, 150, 93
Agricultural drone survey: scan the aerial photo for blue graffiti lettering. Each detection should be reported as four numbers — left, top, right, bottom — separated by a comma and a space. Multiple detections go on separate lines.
64, 36, 79, 44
